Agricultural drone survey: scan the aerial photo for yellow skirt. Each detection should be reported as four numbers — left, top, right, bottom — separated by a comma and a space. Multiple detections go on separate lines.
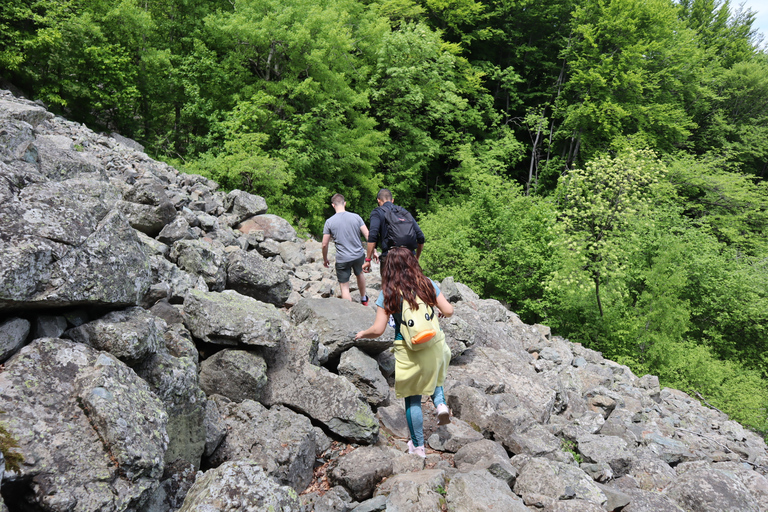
393, 334, 451, 399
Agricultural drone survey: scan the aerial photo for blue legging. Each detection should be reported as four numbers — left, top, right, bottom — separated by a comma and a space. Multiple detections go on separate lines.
405, 386, 446, 448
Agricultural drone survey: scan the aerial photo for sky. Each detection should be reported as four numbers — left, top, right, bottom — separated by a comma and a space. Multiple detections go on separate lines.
742, 0, 768, 46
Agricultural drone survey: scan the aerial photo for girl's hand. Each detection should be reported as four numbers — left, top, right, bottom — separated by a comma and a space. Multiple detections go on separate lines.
355, 330, 366, 340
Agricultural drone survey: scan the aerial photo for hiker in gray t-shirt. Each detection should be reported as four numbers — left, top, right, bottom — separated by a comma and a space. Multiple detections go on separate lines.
322, 193, 370, 305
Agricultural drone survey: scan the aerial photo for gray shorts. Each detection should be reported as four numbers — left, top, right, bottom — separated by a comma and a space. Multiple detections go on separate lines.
335, 255, 365, 283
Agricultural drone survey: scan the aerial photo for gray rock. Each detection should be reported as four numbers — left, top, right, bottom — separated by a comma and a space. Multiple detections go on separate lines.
199, 349, 268, 402
65, 306, 164, 364
157, 216, 195, 245
595, 482, 632, 511
225, 189, 268, 224
226, 249, 291, 306
279, 241, 307, 267
177, 460, 300, 512
663, 466, 760, 512
543, 500, 605, 512
439, 276, 462, 302
621, 488, 686, 512
237, 213, 296, 242
0, 204, 151, 310
577, 433, 635, 477
302, 486, 359, 512
170, 239, 227, 291
373, 469, 446, 511
111, 132, 145, 152
712, 461, 768, 511
628, 456, 678, 491
0, 317, 29, 361
148, 254, 203, 303
203, 397, 227, 457
31, 314, 68, 339
134, 347, 207, 472
514, 457, 607, 507
446, 471, 528, 511
376, 402, 410, 440
148, 300, 185, 325
183, 289, 288, 347
290, 298, 391, 359
453, 438, 517, 486
116, 199, 177, 237
338, 347, 389, 406
34, 133, 102, 180
137, 230, 170, 257
0, 98, 48, 127
0, 338, 168, 512
207, 399, 317, 491
329, 447, 395, 501
427, 418, 485, 453
257, 238, 281, 257
262, 329, 378, 444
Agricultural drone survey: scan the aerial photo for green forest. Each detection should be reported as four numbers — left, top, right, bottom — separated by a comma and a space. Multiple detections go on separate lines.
3, 0, 768, 434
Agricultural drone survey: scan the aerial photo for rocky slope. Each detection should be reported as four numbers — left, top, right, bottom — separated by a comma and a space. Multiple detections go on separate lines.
1, 90, 767, 512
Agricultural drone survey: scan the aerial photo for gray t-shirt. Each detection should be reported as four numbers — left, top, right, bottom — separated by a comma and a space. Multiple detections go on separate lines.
323, 211, 366, 263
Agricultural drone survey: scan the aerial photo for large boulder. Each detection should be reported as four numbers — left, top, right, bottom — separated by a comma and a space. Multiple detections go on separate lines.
224, 190, 268, 224
337, 347, 389, 406
64, 306, 165, 365
290, 298, 392, 359
514, 457, 607, 508
237, 213, 296, 242
0, 179, 151, 310
33, 133, 102, 180
663, 466, 760, 512
263, 359, 379, 444
207, 398, 317, 491
0, 317, 30, 362
183, 289, 289, 347
446, 471, 529, 512
0, 338, 168, 512
328, 446, 396, 501
177, 460, 300, 512
169, 239, 227, 292
198, 349, 268, 402
226, 249, 291, 306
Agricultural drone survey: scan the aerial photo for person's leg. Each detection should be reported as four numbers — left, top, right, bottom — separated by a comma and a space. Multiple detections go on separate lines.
339, 281, 351, 301
432, 386, 450, 425
405, 395, 424, 447
431, 386, 445, 406
335, 261, 353, 301
350, 255, 367, 304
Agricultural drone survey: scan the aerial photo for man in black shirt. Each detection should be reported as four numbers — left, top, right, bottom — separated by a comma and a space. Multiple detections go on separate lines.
362, 188, 425, 274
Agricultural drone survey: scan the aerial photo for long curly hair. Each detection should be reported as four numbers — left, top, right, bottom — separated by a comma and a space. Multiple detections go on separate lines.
381, 247, 437, 314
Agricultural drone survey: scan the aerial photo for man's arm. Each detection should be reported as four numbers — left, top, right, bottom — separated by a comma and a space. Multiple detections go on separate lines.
322, 234, 332, 268
363, 210, 381, 271
414, 219, 425, 260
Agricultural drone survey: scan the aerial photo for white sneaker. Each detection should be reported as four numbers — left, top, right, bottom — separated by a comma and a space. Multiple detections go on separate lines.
436, 403, 451, 425
407, 440, 426, 458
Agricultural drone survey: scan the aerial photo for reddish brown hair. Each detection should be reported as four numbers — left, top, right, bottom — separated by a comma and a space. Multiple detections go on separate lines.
381, 247, 437, 314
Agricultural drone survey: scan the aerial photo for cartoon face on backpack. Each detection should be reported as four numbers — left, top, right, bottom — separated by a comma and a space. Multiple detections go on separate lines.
400, 296, 443, 351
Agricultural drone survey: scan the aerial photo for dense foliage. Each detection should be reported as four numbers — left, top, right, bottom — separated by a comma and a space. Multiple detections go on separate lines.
3, 0, 767, 432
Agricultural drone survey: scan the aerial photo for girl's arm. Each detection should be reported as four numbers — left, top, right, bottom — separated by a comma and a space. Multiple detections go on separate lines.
355, 306, 390, 339
436, 292, 454, 318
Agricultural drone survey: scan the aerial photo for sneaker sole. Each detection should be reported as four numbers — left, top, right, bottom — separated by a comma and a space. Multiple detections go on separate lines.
437, 411, 451, 425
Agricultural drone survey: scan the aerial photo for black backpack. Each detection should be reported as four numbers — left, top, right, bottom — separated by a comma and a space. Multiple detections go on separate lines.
383, 205, 418, 250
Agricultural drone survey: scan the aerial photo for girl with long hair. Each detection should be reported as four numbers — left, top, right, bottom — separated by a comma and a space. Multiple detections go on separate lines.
355, 247, 454, 458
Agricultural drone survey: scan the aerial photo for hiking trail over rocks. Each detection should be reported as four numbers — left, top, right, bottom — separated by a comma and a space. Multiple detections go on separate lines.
1, 90, 767, 512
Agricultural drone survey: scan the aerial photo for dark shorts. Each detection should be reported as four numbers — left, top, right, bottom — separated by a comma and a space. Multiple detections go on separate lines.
335, 255, 365, 283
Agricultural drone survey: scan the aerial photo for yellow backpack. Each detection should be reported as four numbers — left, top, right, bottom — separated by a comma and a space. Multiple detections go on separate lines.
400, 295, 443, 351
